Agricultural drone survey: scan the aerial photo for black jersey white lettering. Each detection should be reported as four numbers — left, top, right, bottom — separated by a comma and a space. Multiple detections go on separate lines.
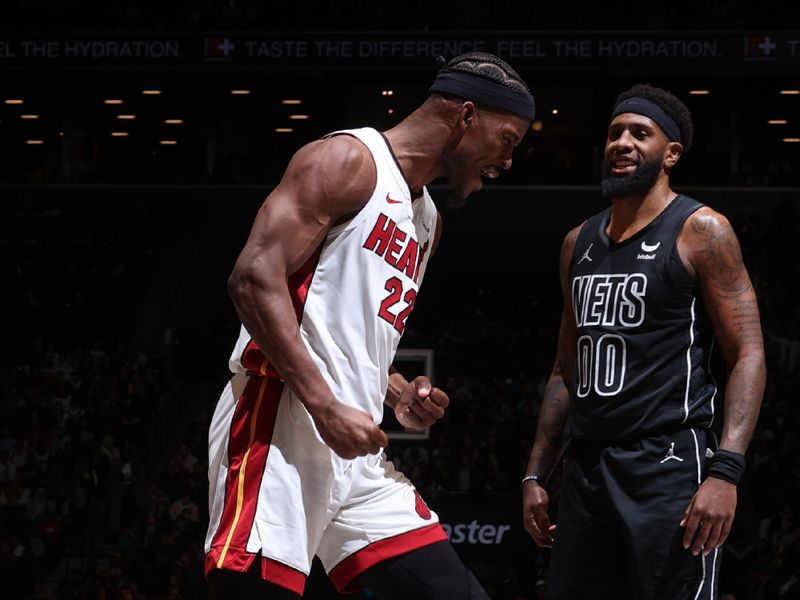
567, 195, 718, 442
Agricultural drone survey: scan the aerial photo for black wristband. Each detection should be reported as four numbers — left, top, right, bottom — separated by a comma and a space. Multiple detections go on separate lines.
707, 449, 745, 486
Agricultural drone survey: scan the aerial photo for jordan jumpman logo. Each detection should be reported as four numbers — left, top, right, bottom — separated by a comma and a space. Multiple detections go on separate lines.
660, 442, 684, 463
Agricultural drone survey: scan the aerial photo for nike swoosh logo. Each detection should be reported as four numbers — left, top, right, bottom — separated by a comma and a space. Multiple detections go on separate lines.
641, 241, 661, 252
386, 193, 403, 204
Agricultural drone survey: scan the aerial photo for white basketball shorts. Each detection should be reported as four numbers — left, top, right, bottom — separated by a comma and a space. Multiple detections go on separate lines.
204, 374, 446, 595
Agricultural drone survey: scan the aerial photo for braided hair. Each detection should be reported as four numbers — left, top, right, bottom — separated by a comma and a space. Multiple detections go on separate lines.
436, 52, 531, 95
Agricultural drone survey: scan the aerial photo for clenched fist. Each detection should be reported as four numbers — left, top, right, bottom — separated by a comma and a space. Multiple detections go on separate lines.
395, 376, 449, 431
313, 402, 389, 459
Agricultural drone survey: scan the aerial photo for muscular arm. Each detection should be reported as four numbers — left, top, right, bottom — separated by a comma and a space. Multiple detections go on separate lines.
680, 208, 766, 454
525, 225, 581, 479
227, 135, 389, 458
525, 320, 573, 479
523, 224, 581, 547
677, 208, 766, 555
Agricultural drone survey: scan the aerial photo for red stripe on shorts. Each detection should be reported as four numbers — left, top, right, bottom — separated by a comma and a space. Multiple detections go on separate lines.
329, 524, 448, 593
202, 552, 308, 596
206, 376, 283, 574
261, 556, 308, 596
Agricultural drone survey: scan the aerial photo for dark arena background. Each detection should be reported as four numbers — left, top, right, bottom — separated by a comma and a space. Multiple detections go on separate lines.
2, 3, 799, 599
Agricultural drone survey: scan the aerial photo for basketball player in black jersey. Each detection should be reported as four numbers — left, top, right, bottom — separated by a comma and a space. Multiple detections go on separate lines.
522, 84, 766, 599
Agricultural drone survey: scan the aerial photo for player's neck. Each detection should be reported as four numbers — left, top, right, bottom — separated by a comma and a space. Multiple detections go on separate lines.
383, 110, 451, 192
608, 180, 677, 243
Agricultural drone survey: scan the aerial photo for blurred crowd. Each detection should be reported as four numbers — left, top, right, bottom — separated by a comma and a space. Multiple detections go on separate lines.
1, 193, 210, 599
0, 338, 211, 599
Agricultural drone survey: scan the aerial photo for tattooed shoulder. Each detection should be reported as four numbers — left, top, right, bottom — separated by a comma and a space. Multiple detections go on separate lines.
688, 209, 748, 294
689, 208, 729, 236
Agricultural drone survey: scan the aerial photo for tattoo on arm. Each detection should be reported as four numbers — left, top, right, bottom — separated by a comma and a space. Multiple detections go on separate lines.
693, 215, 749, 296
692, 212, 766, 453
527, 375, 571, 478
540, 379, 569, 441
694, 214, 763, 340
525, 225, 581, 478
731, 294, 763, 343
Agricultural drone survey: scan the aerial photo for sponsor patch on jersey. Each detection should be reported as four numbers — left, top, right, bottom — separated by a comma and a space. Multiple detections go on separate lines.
640, 240, 661, 252
637, 240, 660, 260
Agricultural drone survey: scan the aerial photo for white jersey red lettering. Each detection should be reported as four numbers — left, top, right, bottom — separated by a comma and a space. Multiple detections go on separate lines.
227, 127, 438, 423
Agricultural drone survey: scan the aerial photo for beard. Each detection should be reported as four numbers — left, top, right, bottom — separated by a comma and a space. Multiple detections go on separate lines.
442, 152, 472, 209
601, 156, 662, 200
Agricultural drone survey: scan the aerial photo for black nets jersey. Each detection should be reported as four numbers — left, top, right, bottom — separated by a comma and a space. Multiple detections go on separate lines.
565, 195, 718, 442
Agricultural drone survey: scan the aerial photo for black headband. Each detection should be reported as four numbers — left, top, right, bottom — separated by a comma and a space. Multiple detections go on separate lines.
611, 97, 682, 143
429, 71, 535, 121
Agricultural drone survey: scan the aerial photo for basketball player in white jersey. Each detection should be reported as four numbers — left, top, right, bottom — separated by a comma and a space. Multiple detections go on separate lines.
205, 53, 535, 599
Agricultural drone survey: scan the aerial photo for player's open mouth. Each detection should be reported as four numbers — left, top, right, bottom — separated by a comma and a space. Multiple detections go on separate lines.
611, 157, 638, 176
480, 166, 499, 179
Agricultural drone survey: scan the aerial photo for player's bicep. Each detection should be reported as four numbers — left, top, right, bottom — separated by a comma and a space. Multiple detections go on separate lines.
702, 272, 763, 369
240, 184, 332, 278
690, 211, 763, 364
235, 138, 376, 278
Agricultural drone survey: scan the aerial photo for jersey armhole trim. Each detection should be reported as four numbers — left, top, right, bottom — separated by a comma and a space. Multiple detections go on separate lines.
663, 202, 704, 294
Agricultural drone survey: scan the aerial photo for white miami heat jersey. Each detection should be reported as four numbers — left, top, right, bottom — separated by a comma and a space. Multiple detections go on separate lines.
228, 127, 439, 422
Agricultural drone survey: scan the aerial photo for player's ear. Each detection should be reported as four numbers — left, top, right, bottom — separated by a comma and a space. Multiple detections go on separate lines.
459, 101, 476, 129
664, 141, 683, 168
443, 101, 474, 151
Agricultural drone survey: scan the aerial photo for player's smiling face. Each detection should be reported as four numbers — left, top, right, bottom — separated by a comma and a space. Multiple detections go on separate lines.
600, 112, 684, 200
604, 112, 669, 176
